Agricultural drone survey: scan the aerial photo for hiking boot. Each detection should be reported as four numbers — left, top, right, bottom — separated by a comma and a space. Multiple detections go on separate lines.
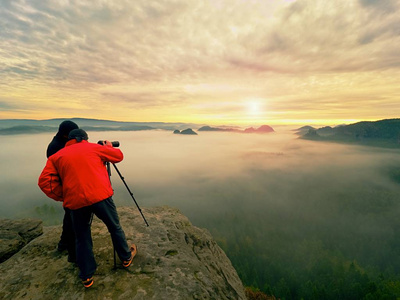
82, 277, 94, 288
123, 244, 137, 268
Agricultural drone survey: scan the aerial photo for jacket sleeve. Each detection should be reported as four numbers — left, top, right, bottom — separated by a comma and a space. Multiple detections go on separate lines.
98, 145, 124, 164
38, 158, 63, 202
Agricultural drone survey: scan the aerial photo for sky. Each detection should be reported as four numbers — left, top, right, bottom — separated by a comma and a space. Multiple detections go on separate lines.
0, 0, 399, 126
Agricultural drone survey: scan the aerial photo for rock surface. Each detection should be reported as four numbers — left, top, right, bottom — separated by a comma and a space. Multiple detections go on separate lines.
0, 218, 43, 263
0, 206, 246, 299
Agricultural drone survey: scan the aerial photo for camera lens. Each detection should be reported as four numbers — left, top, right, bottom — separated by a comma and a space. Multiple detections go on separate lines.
97, 140, 120, 147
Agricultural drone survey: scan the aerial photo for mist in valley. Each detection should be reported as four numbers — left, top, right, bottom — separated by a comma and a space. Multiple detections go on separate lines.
2, 129, 400, 298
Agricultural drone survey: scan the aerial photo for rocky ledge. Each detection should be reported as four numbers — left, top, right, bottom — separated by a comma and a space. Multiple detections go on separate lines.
0, 218, 43, 263
0, 206, 245, 299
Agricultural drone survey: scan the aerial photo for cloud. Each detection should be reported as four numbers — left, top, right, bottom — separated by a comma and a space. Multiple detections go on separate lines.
1, 0, 399, 83
359, 0, 399, 12
0, 0, 399, 122
0, 0, 293, 87
0, 100, 19, 111
100, 89, 185, 108
228, 0, 400, 74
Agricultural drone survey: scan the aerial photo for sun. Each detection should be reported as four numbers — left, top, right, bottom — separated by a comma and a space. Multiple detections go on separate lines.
246, 98, 264, 116
249, 102, 260, 114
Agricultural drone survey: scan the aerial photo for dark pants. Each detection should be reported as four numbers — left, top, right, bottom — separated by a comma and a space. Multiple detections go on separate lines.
70, 197, 131, 280
58, 208, 76, 261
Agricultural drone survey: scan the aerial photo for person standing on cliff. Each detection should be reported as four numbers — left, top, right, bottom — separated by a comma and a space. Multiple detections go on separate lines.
47, 120, 79, 158
39, 129, 137, 288
46, 120, 79, 262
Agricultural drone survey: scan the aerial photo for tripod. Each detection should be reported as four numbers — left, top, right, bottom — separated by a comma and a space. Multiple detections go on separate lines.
106, 162, 149, 226
105, 161, 149, 268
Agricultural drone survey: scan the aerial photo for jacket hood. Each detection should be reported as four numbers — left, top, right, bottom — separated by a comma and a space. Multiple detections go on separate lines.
56, 121, 79, 137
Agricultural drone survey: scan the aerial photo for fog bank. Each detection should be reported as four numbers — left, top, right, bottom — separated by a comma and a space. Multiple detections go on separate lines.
1, 130, 399, 221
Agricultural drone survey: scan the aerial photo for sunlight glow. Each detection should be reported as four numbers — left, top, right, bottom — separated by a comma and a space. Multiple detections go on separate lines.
1, 0, 399, 126
246, 98, 266, 117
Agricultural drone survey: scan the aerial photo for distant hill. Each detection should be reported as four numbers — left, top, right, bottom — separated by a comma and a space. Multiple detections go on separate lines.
244, 125, 274, 133
0, 118, 276, 136
294, 125, 316, 135
198, 125, 274, 134
0, 118, 200, 135
300, 119, 400, 148
198, 126, 241, 132
173, 128, 198, 135
0, 125, 56, 135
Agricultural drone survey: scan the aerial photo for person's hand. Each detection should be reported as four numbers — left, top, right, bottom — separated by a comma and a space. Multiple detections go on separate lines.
104, 140, 113, 147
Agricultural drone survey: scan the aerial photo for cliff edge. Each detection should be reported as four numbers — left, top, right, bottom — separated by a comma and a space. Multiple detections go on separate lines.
0, 206, 245, 299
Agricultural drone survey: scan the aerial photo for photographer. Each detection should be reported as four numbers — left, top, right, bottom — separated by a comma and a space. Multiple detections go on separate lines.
46, 120, 79, 262
38, 129, 137, 288
46, 120, 79, 158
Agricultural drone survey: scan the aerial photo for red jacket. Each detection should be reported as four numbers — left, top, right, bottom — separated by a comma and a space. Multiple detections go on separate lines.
38, 140, 123, 210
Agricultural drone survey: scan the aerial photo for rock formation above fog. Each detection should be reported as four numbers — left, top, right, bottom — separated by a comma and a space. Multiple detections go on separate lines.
198, 125, 275, 134
244, 125, 274, 133
173, 128, 198, 135
198, 126, 241, 132
0, 206, 245, 300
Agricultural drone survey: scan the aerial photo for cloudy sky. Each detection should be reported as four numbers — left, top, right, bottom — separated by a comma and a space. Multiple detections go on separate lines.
0, 0, 399, 126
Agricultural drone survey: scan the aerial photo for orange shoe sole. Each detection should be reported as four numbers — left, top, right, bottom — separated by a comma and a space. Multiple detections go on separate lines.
82, 277, 94, 288
123, 244, 137, 268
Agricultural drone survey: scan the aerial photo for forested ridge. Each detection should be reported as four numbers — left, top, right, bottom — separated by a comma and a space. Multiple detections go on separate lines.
200, 166, 400, 300
302, 119, 400, 148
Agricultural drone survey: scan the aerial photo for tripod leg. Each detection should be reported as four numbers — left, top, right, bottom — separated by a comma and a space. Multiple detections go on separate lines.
112, 163, 149, 227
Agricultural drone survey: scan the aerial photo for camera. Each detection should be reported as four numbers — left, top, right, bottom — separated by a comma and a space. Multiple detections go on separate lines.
97, 140, 120, 147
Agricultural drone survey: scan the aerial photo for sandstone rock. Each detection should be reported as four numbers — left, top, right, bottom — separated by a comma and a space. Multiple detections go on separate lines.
244, 125, 274, 134
0, 218, 43, 263
180, 128, 198, 135
0, 206, 246, 299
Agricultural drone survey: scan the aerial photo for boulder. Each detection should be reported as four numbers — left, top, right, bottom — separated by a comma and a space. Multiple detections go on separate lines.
0, 206, 246, 299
